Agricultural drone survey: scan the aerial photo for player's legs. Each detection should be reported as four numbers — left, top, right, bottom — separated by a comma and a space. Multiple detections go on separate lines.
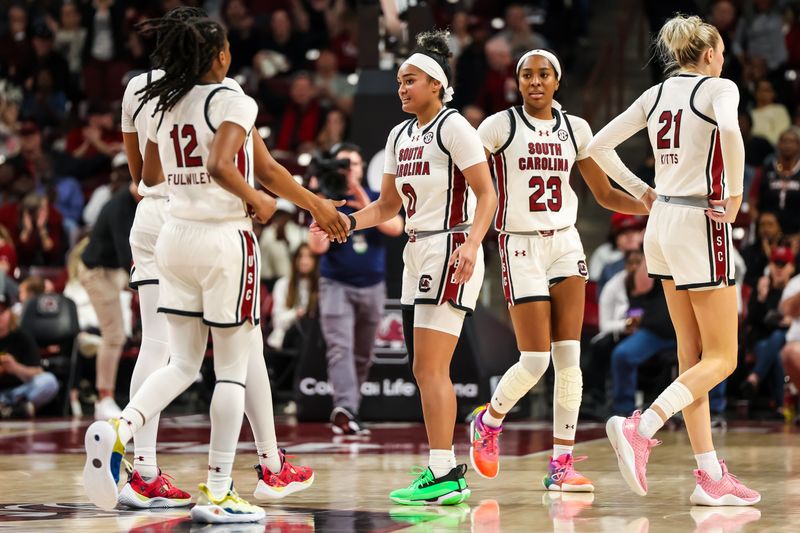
246, 325, 314, 501
83, 314, 208, 511
545, 276, 593, 492
390, 303, 470, 506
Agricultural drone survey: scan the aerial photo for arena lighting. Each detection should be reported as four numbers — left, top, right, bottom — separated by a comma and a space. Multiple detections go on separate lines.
787, 70, 798, 81
257, 126, 271, 139
297, 153, 313, 166
347, 73, 359, 85
234, 74, 247, 86
446, 0, 459, 3
732, 227, 745, 241
0, 155, 5, 166
306, 49, 320, 61
491, 17, 504, 30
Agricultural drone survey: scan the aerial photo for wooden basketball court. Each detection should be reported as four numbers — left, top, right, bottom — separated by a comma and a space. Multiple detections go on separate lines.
0, 416, 794, 532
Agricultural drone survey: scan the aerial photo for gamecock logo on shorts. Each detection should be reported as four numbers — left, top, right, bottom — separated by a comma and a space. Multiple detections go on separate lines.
577, 260, 588, 277
419, 275, 432, 292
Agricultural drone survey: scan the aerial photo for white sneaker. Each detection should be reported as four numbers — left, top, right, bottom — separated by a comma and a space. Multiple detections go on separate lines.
94, 397, 122, 420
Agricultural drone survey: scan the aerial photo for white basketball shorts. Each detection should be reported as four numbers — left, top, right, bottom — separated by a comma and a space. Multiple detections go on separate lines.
129, 196, 168, 288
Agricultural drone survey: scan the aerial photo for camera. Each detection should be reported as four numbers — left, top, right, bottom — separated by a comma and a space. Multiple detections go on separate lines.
307, 157, 351, 200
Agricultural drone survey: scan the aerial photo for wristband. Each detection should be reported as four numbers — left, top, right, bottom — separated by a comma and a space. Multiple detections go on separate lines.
347, 214, 357, 235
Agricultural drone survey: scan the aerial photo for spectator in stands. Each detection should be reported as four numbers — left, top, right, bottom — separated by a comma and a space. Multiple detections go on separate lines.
0, 224, 17, 279
584, 249, 644, 419
313, 50, 354, 114
308, 143, 403, 435
259, 199, 306, 289
54, 1, 87, 85
268, 243, 319, 350
315, 108, 347, 154
224, 0, 262, 76
498, 3, 548, 58
462, 105, 485, 130
751, 79, 791, 146
29, 22, 71, 97
740, 110, 773, 168
20, 67, 68, 128
81, 0, 128, 103
751, 127, 800, 236
594, 214, 646, 292
475, 36, 518, 115
734, 0, 787, 74
260, 9, 308, 75
781, 271, 800, 410
0, 81, 22, 160
328, 8, 358, 73
275, 72, 323, 153
0, 294, 59, 419
65, 101, 122, 160
743, 211, 784, 287
83, 152, 128, 228
0, 4, 35, 85
709, 0, 743, 83
0, 192, 64, 268
453, 18, 490, 109
611, 255, 676, 415
447, 10, 472, 60
14, 276, 45, 320
79, 180, 138, 420
742, 246, 794, 415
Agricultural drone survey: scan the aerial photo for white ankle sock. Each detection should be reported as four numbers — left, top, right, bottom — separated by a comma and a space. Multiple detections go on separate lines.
482, 409, 504, 428
256, 441, 282, 474
695, 451, 722, 481
428, 448, 456, 478
637, 409, 664, 440
133, 446, 158, 480
207, 449, 235, 499
553, 444, 573, 459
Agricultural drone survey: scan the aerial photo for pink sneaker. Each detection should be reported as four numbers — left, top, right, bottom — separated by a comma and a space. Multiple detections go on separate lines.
469, 404, 502, 479
543, 454, 595, 492
690, 506, 761, 532
606, 411, 660, 496
689, 460, 761, 506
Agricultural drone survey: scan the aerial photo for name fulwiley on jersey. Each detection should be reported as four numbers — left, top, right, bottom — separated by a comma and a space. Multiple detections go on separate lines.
519, 142, 569, 172
167, 172, 212, 186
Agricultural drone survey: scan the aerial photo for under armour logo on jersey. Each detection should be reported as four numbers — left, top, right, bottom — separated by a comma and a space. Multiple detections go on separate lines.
514, 250, 526, 257
538, 130, 551, 137
558, 130, 568, 142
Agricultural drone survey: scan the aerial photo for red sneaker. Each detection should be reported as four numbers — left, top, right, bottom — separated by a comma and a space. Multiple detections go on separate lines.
253, 450, 315, 501
117, 470, 192, 508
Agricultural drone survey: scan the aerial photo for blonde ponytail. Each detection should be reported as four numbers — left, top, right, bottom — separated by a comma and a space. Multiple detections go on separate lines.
657, 14, 721, 75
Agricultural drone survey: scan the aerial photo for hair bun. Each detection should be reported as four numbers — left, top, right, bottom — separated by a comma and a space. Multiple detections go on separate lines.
415, 30, 452, 59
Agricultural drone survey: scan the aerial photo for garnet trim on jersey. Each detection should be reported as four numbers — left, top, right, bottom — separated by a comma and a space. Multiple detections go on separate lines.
434, 110, 471, 231
235, 230, 259, 326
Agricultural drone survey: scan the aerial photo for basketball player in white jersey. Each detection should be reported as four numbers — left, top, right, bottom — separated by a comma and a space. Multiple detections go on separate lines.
81, 16, 307, 523
468, 50, 650, 492
114, 7, 342, 509
588, 15, 760, 505
312, 30, 496, 505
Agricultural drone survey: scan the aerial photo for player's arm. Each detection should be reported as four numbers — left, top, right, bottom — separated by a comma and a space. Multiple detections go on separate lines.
208, 122, 275, 224
707, 81, 745, 224
347, 172, 404, 231
578, 157, 650, 215
122, 132, 143, 185
252, 133, 347, 242
587, 96, 652, 202
451, 160, 497, 283
141, 140, 164, 188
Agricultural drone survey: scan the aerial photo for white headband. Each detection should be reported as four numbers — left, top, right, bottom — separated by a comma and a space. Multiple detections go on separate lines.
402, 53, 454, 103
516, 49, 562, 80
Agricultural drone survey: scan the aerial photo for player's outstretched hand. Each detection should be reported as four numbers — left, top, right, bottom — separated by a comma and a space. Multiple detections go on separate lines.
449, 239, 479, 284
250, 191, 277, 224
311, 198, 348, 243
310, 212, 350, 242
706, 198, 736, 224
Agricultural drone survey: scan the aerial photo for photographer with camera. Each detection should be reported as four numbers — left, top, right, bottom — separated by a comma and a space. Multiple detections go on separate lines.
308, 143, 403, 435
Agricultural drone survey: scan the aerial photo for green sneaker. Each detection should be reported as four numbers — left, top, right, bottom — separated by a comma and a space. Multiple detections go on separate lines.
389, 503, 471, 527
389, 464, 471, 506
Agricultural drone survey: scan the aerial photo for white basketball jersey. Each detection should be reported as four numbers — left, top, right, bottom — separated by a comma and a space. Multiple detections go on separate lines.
643, 74, 731, 199
146, 83, 257, 222
122, 72, 249, 199
388, 108, 484, 233
488, 107, 581, 232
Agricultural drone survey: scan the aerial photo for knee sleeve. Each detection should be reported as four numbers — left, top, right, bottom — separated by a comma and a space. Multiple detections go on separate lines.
552, 340, 582, 440
491, 351, 549, 414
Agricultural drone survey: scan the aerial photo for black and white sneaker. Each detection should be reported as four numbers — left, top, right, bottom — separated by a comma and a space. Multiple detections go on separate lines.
330, 406, 371, 436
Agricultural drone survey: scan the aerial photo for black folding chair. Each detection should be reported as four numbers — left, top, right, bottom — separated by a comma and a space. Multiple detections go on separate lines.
20, 294, 80, 415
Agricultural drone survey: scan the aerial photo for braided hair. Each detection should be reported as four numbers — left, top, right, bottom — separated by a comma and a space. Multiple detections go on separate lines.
135, 14, 226, 114
151, 6, 209, 69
